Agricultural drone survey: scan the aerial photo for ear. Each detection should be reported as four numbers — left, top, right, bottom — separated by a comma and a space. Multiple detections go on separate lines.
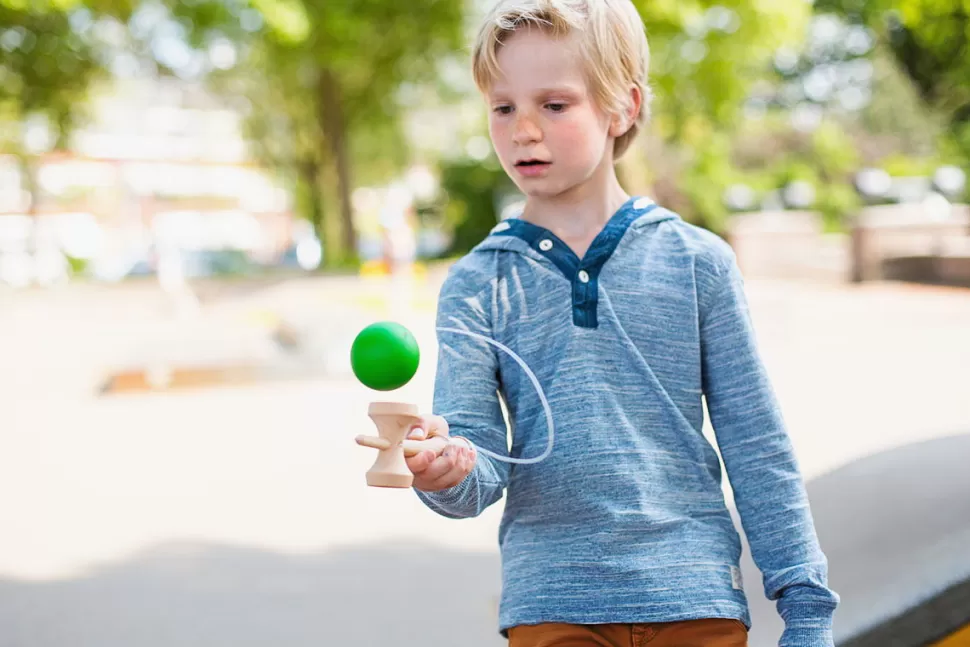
609, 85, 642, 138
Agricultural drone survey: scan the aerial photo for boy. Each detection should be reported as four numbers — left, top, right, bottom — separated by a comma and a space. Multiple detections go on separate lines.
405, 1, 839, 645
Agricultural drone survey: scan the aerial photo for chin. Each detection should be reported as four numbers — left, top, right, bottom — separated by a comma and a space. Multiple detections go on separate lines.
519, 185, 556, 200
520, 182, 578, 201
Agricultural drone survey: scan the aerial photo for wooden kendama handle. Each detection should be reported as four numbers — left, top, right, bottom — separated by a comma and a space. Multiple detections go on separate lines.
355, 434, 450, 457
360, 401, 447, 488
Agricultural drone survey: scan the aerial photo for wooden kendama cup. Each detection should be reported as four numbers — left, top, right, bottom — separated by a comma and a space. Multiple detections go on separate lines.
350, 322, 447, 488
354, 402, 448, 488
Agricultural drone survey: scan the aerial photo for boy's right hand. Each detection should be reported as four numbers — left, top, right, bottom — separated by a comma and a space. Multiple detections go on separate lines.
406, 414, 477, 492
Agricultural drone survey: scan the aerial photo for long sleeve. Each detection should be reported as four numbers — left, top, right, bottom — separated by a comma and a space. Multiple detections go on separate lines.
414, 269, 511, 519
699, 247, 839, 646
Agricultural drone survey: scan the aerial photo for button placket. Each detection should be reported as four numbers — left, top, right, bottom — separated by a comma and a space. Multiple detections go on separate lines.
495, 200, 656, 330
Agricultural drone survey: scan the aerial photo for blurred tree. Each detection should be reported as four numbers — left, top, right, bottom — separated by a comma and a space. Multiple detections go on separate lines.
439, 158, 514, 255
855, 49, 943, 161
719, 13, 934, 230
204, 44, 331, 264
2, 5, 90, 216
171, 0, 464, 267
624, 0, 813, 230
635, 0, 812, 140
814, 0, 970, 156
0, 1, 134, 219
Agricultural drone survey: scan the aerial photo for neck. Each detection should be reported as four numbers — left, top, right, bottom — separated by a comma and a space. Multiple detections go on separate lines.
521, 165, 630, 245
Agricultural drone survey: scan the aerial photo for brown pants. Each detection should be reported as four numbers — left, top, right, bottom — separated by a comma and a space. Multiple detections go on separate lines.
508, 618, 748, 647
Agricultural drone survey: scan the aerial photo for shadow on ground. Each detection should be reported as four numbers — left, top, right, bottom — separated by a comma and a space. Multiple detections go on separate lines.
0, 542, 504, 647
742, 432, 970, 646
3, 434, 968, 647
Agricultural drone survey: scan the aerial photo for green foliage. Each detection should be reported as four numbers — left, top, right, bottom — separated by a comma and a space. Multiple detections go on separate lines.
677, 132, 735, 233
4, 0, 961, 260
65, 254, 88, 275
858, 49, 943, 159
816, 182, 860, 232
439, 158, 514, 255
674, 123, 862, 234
249, 0, 309, 43
878, 153, 942, 176
0, 5, 103, 152
634, 0, 811, 140
0, 1, 133, 214
0, 0, 134, 12
941, 122, 970, 172
174, 0, 465, 266
816, 0, 970, 167
620, 0, 816, 231
812, 122, 861, 177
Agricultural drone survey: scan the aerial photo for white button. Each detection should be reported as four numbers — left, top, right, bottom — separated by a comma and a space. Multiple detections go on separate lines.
578, 270, 590, 283
539, 239, 553, 251
634, 198, 653, 210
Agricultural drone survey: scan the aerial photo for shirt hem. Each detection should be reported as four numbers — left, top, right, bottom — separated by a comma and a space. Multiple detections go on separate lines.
498, 603, 750, 636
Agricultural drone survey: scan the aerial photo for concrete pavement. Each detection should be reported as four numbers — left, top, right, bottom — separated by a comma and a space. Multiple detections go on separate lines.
0, 273, 968, 646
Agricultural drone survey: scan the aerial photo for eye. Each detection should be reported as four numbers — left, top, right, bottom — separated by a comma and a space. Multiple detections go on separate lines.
493, 105, 513, 115
545, 103, 566, 113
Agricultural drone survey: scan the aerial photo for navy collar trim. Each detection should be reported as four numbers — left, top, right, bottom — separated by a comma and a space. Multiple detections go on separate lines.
491, 197, 659, 328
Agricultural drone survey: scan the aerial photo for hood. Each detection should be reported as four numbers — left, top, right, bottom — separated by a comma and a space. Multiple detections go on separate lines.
472, 197, 680, 255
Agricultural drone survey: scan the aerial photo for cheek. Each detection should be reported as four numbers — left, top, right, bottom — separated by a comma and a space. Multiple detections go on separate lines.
488, 121, 512, 154
487, 117, 499, 139
554, 116, 607, 157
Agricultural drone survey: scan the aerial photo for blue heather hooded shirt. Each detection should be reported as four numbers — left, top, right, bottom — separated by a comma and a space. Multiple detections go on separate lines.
417, 196, 839, 646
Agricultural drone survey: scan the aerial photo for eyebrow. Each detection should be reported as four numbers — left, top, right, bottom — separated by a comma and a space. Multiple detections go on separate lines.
534, 85, 584, 96
488, 84, 585, 100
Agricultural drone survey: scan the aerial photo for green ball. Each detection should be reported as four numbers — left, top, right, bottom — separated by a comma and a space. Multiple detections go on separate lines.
350, 321, 420, 391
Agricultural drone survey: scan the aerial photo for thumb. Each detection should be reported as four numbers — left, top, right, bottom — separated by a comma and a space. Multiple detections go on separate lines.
402, 434, 451, 457
408, 414, 449, 440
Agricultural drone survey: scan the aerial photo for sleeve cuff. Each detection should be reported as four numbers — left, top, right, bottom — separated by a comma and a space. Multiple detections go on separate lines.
779, 602, 836, 647
416, 471, 474, 508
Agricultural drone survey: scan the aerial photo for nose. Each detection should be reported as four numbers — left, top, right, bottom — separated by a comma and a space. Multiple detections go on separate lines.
512, 112, 542, 146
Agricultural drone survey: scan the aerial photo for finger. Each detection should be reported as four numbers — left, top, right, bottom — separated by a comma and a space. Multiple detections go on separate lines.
405, 449, 437, 474
452, 437, 476, 457
430, 448, 474, 490
420, 446, 461, 483
429, 415, 449, 436
416, 414, 449, 438
405, 435, 450, 456
462, 445, 477, 470
407, 420, 431, 440
434, 445, 472, 482
408, 414, 446, 440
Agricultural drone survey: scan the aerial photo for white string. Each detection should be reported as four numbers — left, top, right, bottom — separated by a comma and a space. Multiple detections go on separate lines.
436, 326, 553, 465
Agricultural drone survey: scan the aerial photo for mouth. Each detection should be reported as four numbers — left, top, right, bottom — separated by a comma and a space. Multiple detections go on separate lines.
515, 159, 551, 167
514, 159, 551, 177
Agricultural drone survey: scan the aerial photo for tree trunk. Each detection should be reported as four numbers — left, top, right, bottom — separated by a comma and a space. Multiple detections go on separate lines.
17, 154, 40, 255
318, 68, 357, 265
17, 154, 38, 217
299, 160, 327, 257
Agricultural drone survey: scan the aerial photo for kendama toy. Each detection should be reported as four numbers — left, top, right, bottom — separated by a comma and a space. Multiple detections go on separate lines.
351, 321, 448, 488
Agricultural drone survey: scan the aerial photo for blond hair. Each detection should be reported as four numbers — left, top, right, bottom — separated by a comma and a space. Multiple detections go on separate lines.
472, 0, 651, 159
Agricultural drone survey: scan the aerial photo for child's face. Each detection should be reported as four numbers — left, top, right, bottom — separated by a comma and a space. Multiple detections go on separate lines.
486, 28, 618, 201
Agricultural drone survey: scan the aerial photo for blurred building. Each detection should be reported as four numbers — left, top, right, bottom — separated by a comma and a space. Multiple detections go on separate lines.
0, 76, 300, 286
